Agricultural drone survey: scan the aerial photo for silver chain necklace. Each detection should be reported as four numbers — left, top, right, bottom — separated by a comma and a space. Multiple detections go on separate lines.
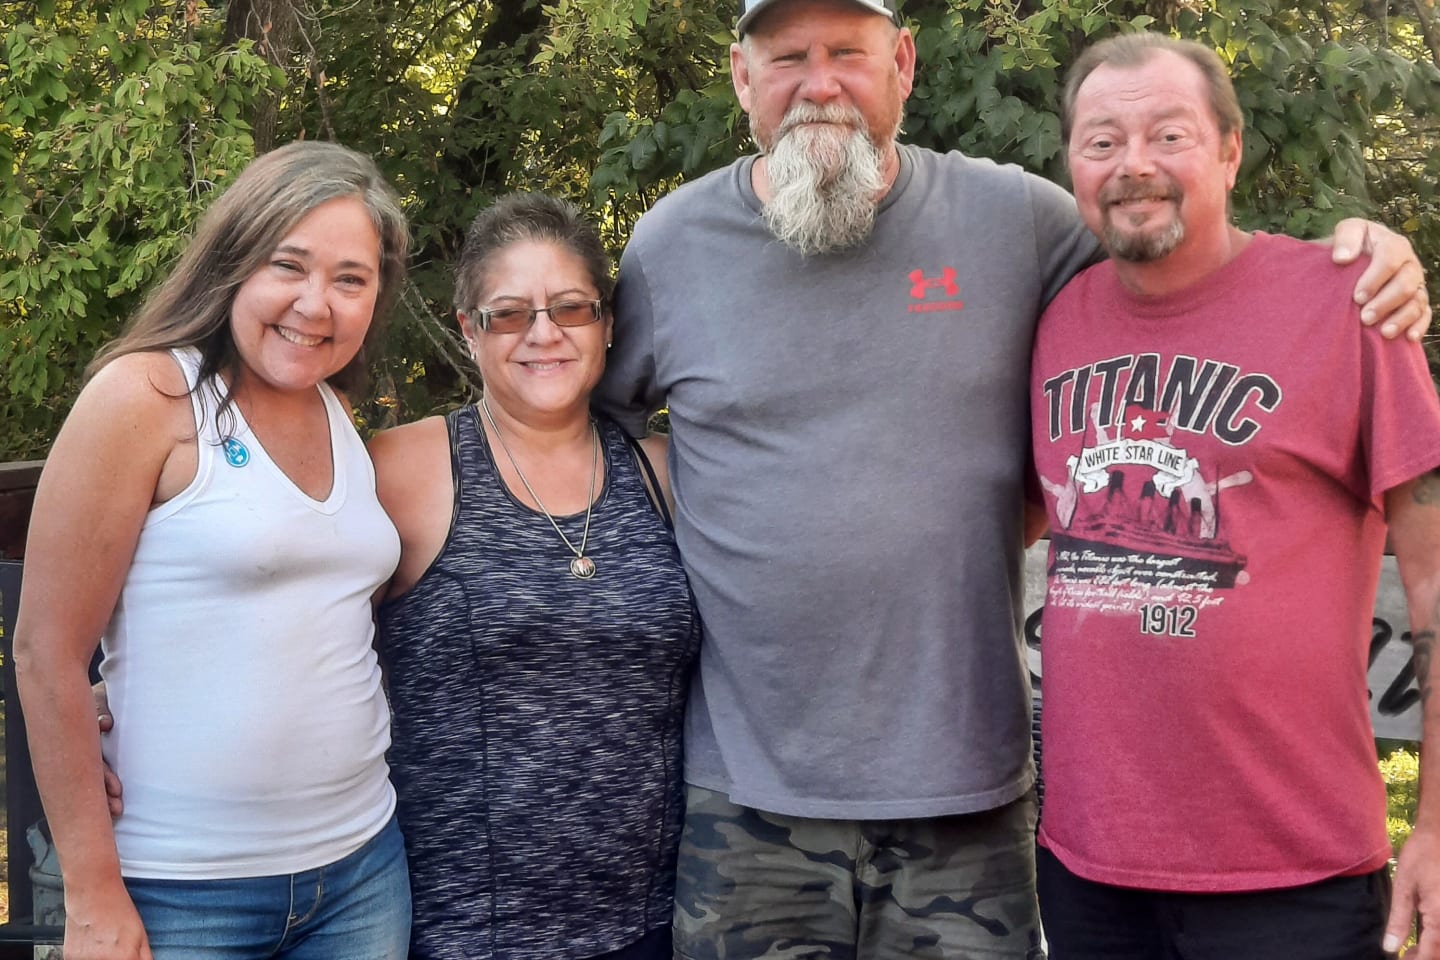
479, 396, 599, 580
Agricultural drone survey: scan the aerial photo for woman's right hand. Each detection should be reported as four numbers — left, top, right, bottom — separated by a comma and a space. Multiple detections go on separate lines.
63, 882, 153, 960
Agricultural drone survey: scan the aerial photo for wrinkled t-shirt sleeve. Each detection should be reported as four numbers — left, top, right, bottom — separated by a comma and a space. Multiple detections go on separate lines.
1028, 173, 1104, 309
1361, 322, 1440, 498
593, 241, 664, 438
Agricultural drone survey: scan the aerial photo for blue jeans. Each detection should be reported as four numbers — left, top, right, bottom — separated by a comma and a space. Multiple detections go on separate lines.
125, 815, 410, 960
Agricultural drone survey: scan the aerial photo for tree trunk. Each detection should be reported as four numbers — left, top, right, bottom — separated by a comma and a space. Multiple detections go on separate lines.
223, 0, 301, 152
440, 0, 548, 197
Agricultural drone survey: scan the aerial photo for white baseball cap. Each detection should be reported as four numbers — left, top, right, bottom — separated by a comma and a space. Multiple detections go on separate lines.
736, 0, 899, 37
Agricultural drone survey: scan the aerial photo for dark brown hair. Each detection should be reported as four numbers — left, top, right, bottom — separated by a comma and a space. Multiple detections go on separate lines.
453, 193, 613, 325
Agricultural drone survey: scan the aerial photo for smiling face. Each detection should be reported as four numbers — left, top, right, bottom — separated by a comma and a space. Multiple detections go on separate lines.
228, 195, 382, 398
460, 240, 612, 426
1066, 49, 1242, 273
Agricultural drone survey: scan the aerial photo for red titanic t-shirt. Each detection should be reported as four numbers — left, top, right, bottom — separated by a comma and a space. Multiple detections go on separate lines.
1030, 232, 1440, 892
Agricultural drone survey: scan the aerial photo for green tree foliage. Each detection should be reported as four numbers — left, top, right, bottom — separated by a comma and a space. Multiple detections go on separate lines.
1, 0, 278, 457
205, 0, 742, 431
3, 0, 1438, 457
1382, 743, 1420, 850
900, 0, 1440, 296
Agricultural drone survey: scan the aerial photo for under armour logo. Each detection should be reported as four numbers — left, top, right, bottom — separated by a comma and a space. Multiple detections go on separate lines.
909, 267, 959, 300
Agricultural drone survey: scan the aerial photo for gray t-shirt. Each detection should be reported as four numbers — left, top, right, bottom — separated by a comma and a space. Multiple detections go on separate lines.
594, 143, 1100, 819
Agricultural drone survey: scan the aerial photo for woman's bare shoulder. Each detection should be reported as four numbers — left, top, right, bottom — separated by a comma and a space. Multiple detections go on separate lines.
369, 415, 453, 517
369, 414, 450, 469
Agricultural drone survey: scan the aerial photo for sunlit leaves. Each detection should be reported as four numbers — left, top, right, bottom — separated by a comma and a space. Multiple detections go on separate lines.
903, 0, 1439, 346
3, 0, 1437, 455
1, 1, 276, 457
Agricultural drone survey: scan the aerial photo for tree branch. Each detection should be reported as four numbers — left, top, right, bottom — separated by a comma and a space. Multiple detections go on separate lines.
1410, 0, 1440, 70
222, 0, 300, 151
396, 1, 474, 77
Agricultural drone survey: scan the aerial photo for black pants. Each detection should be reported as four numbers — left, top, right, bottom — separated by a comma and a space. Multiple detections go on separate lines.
1038, 846, 1392, 960
591, 926, 671, 960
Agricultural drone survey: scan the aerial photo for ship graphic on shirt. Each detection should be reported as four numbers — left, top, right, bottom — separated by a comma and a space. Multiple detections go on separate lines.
1038, 354, 1283, 620
1044, 400, 1251, 591
1039, 405, 1263, 631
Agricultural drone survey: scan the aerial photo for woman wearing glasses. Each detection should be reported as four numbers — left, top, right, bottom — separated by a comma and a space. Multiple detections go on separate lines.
369, 193, 698, 960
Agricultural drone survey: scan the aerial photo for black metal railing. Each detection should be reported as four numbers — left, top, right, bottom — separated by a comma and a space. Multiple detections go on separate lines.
0, 559, 62, 952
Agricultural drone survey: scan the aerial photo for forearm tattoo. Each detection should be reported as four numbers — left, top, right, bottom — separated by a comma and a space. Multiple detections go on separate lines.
1417, 627, 1436, 710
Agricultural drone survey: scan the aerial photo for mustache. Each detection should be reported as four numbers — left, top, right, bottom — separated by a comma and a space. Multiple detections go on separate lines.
1100, 182, 1182, 205
774, 103, 868, 141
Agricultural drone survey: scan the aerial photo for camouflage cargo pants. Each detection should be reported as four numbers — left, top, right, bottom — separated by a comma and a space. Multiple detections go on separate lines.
674, 785, 1045, 960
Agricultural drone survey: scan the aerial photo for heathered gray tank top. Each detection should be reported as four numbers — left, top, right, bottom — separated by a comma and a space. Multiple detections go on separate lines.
377, 406, 697, 959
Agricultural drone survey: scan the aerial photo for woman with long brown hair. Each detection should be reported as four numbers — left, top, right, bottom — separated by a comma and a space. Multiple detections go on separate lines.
15, 141, 412, 960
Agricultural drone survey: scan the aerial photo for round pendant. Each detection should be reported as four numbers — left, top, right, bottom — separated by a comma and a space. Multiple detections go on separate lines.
569, 555, 597, 580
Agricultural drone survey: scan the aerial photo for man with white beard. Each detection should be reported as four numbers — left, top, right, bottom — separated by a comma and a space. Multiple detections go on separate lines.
592, 1, 1431, 956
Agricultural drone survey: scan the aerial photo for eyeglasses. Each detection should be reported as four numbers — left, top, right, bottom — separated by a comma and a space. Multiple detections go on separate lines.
472, 299, 605, 334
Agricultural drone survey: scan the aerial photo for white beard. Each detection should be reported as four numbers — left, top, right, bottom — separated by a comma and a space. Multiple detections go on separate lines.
761, 103, 888, 257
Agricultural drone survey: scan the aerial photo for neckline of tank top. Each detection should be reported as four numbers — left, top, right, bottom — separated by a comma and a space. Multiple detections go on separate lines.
479, 396, 601, 581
